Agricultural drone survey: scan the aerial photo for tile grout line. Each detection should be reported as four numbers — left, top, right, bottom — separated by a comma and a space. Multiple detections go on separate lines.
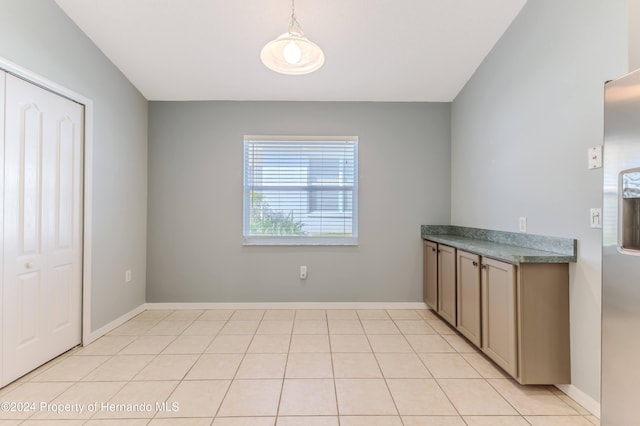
135, 311, 197, 422
153, 309, 218, 421
419, 309, 499, 423
51, 309, 171, 423
102, 309, 177, 422
350, 309, 407, 422
399, 309, 465, 423
115, 310, 201, 421
13, 346, 80, 423
426, 308, 531, 424
368, 309, 405, 425
326, 310, 341, 426
274, 309, 295, 421
61, 329, 152, 423
484, 375, 581, 420
211, 309, 264, 421
395, 309, 471, 423
476, 378, 521, 418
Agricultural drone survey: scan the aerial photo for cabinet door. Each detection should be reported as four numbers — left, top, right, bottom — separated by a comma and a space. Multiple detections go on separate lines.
457, 250, 481, 346
423, 241, 438, 310
481, 258, 517, 377
438, 244, 456, 326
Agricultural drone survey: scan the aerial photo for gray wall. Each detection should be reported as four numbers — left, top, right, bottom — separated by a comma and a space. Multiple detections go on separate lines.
147, 101, 450, 303
451, 0, 627, 401
0, 0, 148, 330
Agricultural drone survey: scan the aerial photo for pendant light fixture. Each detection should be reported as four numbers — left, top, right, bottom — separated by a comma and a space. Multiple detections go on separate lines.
260, 0, 325, 75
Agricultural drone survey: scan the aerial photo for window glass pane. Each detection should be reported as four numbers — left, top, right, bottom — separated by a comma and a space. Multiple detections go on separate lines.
243, 137, 358, 245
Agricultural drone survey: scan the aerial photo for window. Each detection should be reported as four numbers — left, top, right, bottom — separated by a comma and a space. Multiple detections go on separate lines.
243, 136, 358, 245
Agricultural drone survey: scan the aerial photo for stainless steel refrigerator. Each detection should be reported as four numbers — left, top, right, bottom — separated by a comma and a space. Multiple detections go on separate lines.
602, 68, 640, 425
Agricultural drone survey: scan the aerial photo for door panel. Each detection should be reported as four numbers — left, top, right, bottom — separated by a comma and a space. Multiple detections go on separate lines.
16, 272, 40, 347
56, 117, 76, 250
2, 74, 83, 386
438, 244, 456, 326
19, 104, 43, 257
0, 71, 4, 386
423, 241, 438, 310
51, 264, 73, 331
457, 250, 481, 346
45, 92, 83, 351
481, 258, 517, 377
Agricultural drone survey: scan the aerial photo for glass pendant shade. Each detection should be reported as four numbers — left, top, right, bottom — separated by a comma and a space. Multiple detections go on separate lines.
261, 32, 325, 75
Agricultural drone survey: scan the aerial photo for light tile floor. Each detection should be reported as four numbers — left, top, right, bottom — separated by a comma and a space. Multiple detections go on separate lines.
0, 309, 600, 426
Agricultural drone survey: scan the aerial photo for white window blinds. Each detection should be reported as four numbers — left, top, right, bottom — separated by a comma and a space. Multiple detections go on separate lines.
243, 136, 358, 245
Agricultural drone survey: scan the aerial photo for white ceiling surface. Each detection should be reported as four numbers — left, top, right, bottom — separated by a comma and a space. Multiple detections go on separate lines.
54, 0, 527, 102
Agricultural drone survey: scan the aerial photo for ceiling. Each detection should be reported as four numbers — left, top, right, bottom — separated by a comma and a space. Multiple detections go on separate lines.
54, 0, 527, 102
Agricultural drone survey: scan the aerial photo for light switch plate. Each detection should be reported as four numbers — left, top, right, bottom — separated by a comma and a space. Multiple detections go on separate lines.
588, 146, 603, 169
590, 208, 602, 228
518, 217, 527, 233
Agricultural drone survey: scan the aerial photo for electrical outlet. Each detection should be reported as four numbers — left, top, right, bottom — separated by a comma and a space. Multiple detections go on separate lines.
519, 217, 527, 233
125, 270, 132, 283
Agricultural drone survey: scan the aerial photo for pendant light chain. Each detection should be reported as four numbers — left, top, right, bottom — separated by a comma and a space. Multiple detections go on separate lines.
288, 0, 304, 36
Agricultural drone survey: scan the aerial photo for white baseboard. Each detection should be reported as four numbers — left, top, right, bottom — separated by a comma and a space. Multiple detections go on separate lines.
144, 302, 428, 310
83, 303, 146, 346
555, 384, 600, 418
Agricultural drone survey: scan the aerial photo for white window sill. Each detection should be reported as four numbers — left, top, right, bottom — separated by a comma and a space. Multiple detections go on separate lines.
243, 237, 358, 246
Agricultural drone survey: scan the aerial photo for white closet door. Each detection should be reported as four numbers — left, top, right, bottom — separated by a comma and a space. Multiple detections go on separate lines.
2, 74, 83, 386
0, 71, 5, 386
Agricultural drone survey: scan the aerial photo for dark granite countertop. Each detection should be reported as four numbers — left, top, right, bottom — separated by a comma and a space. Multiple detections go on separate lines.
421, 225, 577, 264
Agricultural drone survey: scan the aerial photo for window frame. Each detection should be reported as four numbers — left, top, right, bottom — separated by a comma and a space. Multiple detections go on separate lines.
243, 135, 359, 246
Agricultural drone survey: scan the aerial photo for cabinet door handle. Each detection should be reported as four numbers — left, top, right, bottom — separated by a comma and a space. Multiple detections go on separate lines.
480, 264, 487, 270
472, 261, 478, 267
432, 248, 436, 252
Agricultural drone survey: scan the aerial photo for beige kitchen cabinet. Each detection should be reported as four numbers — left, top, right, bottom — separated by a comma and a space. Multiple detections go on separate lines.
516, 262, 571, 384
481, 257, 518, 377
422, 241, 456, 326
457, 250, 481, 347
480, 257, 571, 384
423, 237, 571, 385
423, 240, 438, 310
437, 244, 457, 327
